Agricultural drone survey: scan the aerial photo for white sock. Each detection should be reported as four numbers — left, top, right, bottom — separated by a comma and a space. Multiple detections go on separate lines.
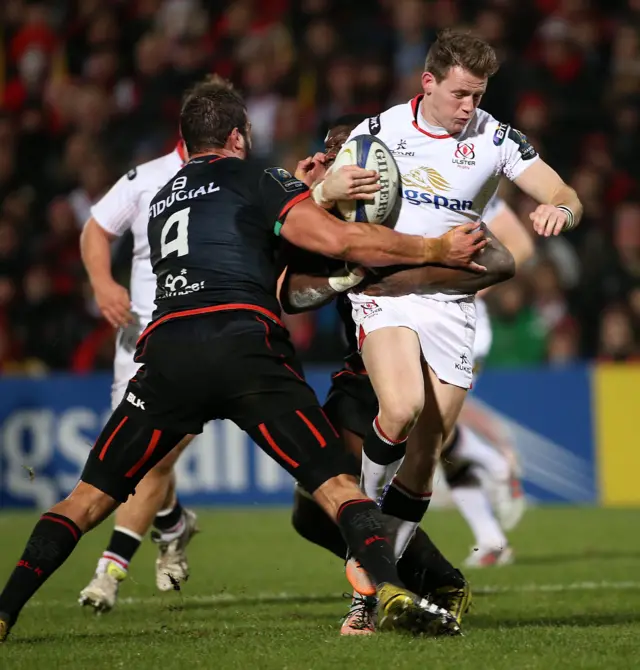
360, 451, 403, 503
98, 553, 129, 574
157, 515, 186, 543
450, 485, 507, 550
380, 478, 433, 561
455, 425, 510, 482
360, 417, 407, 503
383, 516, 420, 561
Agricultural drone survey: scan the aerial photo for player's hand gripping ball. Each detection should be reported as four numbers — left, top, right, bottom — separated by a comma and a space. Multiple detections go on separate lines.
332, 135, 401, 227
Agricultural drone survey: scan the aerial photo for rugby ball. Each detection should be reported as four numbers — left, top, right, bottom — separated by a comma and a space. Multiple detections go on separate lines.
332, 135, 400, 226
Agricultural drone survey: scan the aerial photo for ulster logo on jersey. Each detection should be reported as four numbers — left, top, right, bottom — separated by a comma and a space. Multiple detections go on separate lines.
452, 142, 476, 168
401, 167, 472, 211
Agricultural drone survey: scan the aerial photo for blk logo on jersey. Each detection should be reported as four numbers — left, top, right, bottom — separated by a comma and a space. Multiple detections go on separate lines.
452, 142, 476, 168
401, 167, 472, 211
127, 392, 146, 410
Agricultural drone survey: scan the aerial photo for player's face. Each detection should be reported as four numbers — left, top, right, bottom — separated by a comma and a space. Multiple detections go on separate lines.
422, 66, 487, 133
324, 126, 353, 166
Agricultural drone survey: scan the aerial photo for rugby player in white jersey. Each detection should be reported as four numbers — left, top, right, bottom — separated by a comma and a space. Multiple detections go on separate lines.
284, 119, 531, 631
334, 30, 582, 562
78, 140, 198, 612
369, 194, 534, 567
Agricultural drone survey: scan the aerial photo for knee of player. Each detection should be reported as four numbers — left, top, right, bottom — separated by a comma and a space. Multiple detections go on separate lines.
379, 398, 423, 434
67, 481, 118, 531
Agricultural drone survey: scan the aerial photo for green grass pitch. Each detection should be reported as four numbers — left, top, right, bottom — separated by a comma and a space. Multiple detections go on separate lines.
1, 506, 639, 669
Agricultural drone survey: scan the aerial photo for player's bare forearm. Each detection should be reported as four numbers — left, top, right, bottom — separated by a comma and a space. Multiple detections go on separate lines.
550, 183, 583, 224
338, 222, 444, 266
281, 271, 338, 314
282, 199, 445, 267
360, 224, 514, 297
80, 218, 117, 288
514, 160, 583, 230
368, 265, 501, 296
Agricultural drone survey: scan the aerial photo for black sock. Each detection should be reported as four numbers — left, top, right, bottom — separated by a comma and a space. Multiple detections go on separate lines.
398, 528, 466, 596
380, 477, 431, 522
104, 528, 142, 567
336, 499, 401, 588
153, 499, 184, 532
363, 417, 408, 466
0, 513, 82, 623
291, 488, 347, 560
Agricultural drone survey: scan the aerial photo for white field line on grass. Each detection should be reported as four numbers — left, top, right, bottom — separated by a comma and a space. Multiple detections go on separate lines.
29, 580, 640, 609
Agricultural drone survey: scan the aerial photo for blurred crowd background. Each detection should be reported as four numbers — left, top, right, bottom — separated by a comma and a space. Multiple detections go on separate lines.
0, 0, 639, 373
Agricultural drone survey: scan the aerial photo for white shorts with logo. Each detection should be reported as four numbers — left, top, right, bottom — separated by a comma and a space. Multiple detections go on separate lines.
473, 297, 493, 369
111, 315, 148, 409
349, 293, 476, 389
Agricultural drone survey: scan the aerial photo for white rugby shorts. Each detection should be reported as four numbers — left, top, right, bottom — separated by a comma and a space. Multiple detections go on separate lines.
349, 293, 476, 389
111, 315, 149, 409
473, 297, 493, 369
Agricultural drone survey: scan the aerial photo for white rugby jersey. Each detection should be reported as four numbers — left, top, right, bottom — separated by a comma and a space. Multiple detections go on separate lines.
349, 96, 538, 299
483, 194, 506, 225
90, 144, 186, 322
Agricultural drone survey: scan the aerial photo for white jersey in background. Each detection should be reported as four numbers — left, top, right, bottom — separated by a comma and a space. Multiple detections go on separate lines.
348, 99, 538, 387
89, 145, 186, 406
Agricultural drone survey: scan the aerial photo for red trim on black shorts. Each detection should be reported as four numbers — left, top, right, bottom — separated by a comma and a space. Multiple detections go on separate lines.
255, 316, 272, 350
255, 316, 304, 381
258, 424, 299, 468
137, 304, 285, 348
98, 416, 129, 461
125, 429, 162, 478
320, 408, 340, 438
282, 362, 303, 381
296, 410, 326, 447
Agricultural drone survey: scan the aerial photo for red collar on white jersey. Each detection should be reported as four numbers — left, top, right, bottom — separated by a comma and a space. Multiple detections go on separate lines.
176, 141, 188, 165
410, 94, 453, 139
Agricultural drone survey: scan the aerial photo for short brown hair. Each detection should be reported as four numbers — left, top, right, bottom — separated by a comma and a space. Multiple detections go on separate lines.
424, 30, 499, 82
180, 76, 248, 154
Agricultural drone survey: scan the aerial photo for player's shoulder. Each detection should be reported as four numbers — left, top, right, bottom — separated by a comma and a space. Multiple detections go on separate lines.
185, 156, 306, 197
360, 101, 412, 139
232, 156, 277, 180
470, 109, 537, 158
463, 108, 505, 143
127, 150, 182, 188
244, 158, 306, 193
